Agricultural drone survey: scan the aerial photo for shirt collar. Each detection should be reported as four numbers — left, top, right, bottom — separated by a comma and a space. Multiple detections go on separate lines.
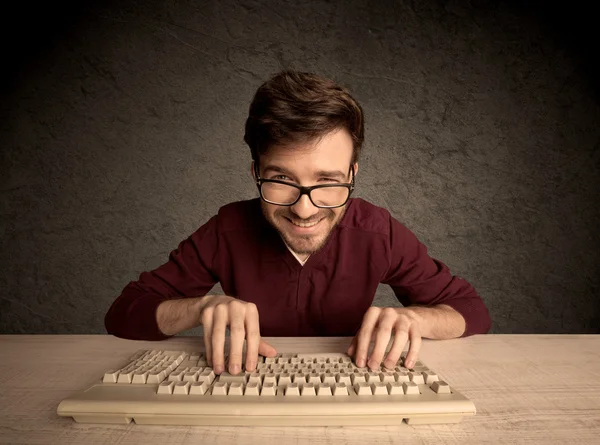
281, 238, 310, 266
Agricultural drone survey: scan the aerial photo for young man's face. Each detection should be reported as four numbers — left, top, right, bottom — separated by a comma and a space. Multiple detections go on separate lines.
253, 128, 358, 258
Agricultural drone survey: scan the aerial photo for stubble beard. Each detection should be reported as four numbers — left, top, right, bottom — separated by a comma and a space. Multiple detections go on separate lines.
261, 204, 348, 255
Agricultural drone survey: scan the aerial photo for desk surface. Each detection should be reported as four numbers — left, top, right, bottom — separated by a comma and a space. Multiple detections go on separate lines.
1, 335, 599, 444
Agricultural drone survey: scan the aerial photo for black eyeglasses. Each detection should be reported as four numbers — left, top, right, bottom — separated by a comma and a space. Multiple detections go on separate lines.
254, 163, 355, 209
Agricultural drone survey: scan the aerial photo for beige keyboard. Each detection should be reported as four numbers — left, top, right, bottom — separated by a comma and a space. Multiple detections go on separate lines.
57, 349, 475, 426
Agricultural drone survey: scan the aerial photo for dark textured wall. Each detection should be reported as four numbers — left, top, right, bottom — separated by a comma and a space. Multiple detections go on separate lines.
1, 0, 598, 335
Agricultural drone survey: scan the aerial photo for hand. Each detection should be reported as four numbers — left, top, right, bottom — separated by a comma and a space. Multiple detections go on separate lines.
199, 295, 277, 375
347, 307, 422, 370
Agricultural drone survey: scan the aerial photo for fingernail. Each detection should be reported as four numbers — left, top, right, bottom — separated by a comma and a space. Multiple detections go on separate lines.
214, 365, 223, 374
357, 358, 365, 368
231, 364, 240, 375
247, 361, 256, 371
406, 360, 414, 368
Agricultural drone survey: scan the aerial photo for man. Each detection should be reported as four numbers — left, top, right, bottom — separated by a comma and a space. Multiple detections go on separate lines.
105, 70, 492, 377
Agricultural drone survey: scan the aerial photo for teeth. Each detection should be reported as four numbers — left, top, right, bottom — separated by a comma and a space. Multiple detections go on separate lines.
291, 219, 321, 228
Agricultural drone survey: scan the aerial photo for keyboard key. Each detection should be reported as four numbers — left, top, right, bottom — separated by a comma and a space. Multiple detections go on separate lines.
102, 370, 119, 383
117, 371, 134, 384
290, 372, 304, 384
409, 372, 425, 384
263, 373, 277, 385
351, 373, 367, 385
387, 381, 403, 395
332, 382, 349, 396
247, 372, 263, 385
199, 369, 215, 384
212, 382, 228, 395
285, 383, 300, 396
301, 383, 316, 396
336, 372, 352, 385
244, 382, 260, 395
371, 382, 387, 395
217, 372, 247, 384
260, 382, 276, 396
395, 371, 410, 382
431, 380, 452, 394
307, 372, 321, 385
278, 372, 293, 386
228, 382, 244, 396
168, 371, 184, 382
132, 371, 149, 384
317, 383, 332, 396
183, 371, 199, 382
381, 372, 395, 383
173, 381, 190, 395
366, 372, 381, 383
189, 381, 209, 395
355, 382, 372, 395
321, 374, 336, 385
129, 350, 145, 361
403, 381, 420, 395
157, 381, 174, 394
423, 371, 439, 384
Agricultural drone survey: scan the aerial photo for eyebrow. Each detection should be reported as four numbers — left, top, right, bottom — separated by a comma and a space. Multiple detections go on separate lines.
262, 165, 347, 180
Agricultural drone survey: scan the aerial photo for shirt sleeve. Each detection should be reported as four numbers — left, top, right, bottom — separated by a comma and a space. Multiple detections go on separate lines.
104, 215, 220, 341
381, 213, 492, 337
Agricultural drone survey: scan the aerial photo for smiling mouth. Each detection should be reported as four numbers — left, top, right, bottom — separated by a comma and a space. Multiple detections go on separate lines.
286, 217, 323, 228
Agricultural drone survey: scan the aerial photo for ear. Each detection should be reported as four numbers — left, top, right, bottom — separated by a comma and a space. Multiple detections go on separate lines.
250, 161, 256, 181
353, 162, 359, 177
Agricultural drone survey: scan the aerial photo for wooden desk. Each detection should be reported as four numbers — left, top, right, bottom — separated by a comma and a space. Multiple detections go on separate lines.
1, 335, 599, 444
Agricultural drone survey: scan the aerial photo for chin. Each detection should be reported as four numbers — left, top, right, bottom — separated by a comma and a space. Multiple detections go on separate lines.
281, 231, 323, 254
287, 238, 323, 255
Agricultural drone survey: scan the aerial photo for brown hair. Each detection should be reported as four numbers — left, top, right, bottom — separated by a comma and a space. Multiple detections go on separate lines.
244, 70, 365, 166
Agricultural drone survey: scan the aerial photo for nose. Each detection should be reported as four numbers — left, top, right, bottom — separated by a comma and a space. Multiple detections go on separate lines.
289, 194, 320, 221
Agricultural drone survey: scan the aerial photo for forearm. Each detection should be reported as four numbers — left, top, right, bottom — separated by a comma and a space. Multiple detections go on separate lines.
156, 296, 210, 336
403, 304, 466, 339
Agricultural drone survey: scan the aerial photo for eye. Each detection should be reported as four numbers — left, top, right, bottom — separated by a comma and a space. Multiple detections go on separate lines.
271, 175, 292, 181
319, 177, 339, 183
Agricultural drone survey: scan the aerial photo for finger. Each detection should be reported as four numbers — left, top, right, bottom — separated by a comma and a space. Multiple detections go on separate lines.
355, 307, 381, 368
244, 303, 260, 372
347, 337, 357, 356
201, 307, 214, 367
383, 322, 409, 369
258, 338, 277, 357
228, 301, 245, 375
211, 303, 229, 374
368, 308, 397, 370
404, 327, 422, 369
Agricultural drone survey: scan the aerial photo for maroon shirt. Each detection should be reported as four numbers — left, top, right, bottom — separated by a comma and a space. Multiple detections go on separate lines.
104, 198, 492, 340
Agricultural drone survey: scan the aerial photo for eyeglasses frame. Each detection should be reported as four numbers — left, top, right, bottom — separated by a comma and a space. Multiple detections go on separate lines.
253, 162, 355, 209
